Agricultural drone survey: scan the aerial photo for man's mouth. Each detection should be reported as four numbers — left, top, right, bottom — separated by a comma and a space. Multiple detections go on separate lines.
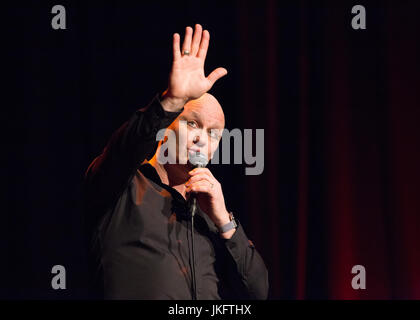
188, 148, 201, 155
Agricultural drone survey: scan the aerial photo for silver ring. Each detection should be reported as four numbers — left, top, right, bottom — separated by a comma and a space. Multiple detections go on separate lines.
183, 50, 190, 56
210, 182, 214, 189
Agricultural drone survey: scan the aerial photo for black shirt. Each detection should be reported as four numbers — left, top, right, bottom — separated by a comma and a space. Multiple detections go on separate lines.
83, 94, 269, 299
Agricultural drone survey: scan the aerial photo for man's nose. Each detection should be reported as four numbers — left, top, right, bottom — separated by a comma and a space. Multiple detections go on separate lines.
193, 130, 207, 147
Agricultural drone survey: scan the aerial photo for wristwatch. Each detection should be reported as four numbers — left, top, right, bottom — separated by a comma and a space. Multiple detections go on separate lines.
218, 211, 238, 233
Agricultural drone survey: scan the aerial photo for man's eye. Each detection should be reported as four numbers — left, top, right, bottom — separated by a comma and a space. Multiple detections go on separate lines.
209, 131, 219, 139
187, 121, 197, 128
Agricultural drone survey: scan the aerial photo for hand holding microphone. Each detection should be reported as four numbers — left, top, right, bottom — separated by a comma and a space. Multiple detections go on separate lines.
187, 152, 208, 217
186, 152, 231, 227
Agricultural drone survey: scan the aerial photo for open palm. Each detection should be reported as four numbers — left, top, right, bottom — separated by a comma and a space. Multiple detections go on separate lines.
167, 24, 227, 101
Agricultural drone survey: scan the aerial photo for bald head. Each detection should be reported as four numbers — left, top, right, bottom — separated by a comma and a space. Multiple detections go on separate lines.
183, 93, 225, 129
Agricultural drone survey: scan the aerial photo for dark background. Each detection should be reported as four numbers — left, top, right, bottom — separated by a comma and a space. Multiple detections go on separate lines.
2, 0, 419, 299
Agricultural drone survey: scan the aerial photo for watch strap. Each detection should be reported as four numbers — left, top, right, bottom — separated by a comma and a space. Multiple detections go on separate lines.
218, 212, 238, 233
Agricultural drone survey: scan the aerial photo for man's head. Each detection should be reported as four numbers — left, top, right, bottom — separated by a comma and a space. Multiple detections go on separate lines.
157, 93, 225, 168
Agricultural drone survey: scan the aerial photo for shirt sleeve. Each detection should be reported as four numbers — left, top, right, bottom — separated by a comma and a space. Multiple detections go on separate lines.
217, 221, 270, 300
83, 93, 183, 218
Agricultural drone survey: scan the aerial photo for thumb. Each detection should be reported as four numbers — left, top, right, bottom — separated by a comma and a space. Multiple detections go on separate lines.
207, 67, 228, 86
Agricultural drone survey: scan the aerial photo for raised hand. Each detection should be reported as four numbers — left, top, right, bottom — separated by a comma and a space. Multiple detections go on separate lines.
161, 24, 228, 112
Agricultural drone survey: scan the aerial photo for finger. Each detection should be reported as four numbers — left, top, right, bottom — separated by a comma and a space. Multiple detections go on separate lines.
187, 173, 213, 185
181, 26, 193, 55
191, 24, 203, 56
207, 67, 228, 86
189, 168, 217, 181
197, 29, 210, 60
189, 167, 211, 176
188, 178, 216, 193
186, 181, 211, 194
173, 33, 181, 61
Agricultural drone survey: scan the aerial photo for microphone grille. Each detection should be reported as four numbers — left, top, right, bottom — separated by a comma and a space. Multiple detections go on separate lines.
189, 152, 208, 168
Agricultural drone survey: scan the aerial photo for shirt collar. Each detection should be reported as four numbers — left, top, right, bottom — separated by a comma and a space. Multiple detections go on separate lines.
139, 162, 190, 219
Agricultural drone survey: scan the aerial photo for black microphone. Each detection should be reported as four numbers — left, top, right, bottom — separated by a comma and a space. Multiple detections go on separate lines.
188, 152, 208, 217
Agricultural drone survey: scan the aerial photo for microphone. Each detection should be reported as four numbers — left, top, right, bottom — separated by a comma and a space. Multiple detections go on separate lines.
188, 152, 208, 217
187, 151, 208, 300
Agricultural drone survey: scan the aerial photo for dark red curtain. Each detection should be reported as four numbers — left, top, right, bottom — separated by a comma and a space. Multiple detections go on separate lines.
237, 0, 420, 299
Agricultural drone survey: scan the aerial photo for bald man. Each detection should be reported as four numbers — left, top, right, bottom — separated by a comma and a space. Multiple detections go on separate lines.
83, 24, 269, 300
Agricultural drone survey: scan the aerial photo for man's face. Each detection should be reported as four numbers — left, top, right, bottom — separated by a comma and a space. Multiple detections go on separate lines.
162, 93, 225, 167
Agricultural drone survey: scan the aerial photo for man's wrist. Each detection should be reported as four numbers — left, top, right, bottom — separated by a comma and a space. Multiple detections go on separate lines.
219, 228, 236, 239
214, 210, 238, 239
160, 90, 188, 112
213, 209, 231, 228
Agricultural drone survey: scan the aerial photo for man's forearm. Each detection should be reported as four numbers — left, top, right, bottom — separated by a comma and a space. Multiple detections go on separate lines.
222, 225, 269, 299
